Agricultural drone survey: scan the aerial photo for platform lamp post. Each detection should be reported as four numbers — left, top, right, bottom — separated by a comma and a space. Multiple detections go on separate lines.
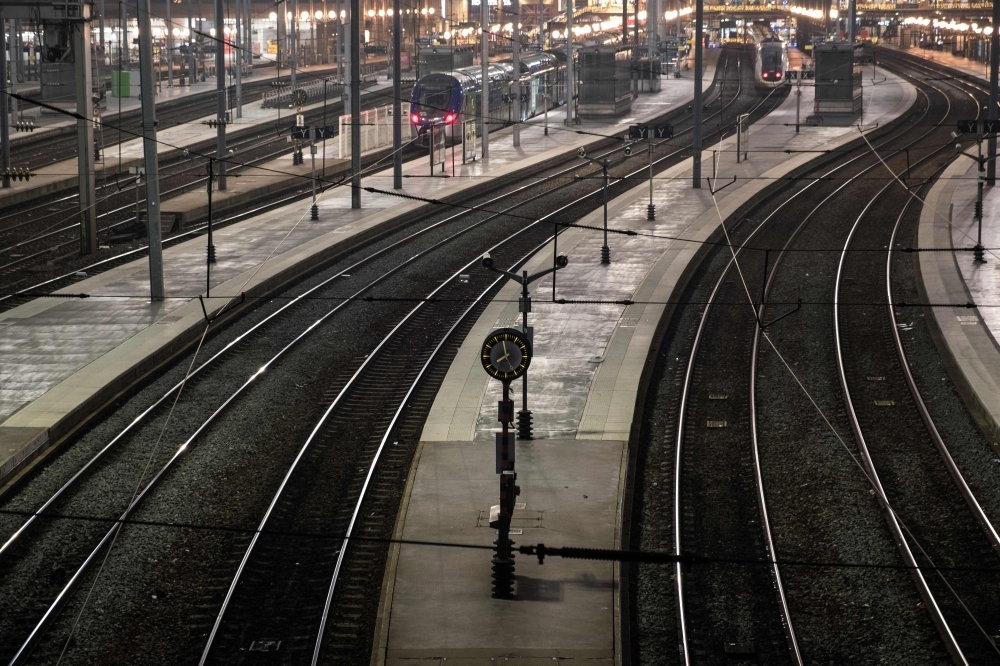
482, 251, 569, 441
578, 146, 633, 264
954, 120, 996, 263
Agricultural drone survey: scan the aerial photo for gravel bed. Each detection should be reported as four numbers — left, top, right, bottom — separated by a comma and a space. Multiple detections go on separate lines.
2, 46, 779, 665
753, 68, 961, 664
629, 58, 982, 664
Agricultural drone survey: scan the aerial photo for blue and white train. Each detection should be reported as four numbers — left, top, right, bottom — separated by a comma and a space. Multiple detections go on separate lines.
409, 51, 568, 143
751, 25, 788, 87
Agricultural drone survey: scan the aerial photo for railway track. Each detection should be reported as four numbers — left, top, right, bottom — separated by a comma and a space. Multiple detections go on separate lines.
0, 46, 781, 665
0, 81, 390, 288
631, 48, 1000, 665
9, 65, 351, 170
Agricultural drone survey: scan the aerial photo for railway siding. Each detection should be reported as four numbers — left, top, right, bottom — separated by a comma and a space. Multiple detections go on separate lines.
377, 68, 914, 664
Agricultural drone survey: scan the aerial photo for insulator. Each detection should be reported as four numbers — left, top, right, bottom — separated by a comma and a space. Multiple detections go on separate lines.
974, 200, 983, 219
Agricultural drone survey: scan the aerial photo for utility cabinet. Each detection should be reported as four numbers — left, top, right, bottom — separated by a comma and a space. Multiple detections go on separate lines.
813, 41, 862, 115
578, 45, 632, 117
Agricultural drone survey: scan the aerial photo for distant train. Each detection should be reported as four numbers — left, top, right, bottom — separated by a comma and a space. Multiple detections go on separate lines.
409, 51, 569, 143
751, 25, 788, 87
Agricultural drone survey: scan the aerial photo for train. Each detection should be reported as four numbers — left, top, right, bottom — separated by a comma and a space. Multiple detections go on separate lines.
751, 24, 789, 87
409, 51, 568, 143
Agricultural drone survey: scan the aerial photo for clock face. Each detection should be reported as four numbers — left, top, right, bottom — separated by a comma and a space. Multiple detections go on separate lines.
481, 328, 532, 381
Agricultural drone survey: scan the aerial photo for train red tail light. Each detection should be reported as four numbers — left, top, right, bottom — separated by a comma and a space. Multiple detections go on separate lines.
775, 72, 782, 79
445, 113, 455, 124
762, 72, 769, 79
411, 113, 420, 124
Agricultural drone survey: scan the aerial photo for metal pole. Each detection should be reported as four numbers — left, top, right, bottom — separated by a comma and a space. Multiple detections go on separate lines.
648, 140, 655, 220
137, 0, 164, 297
601, 161, 610, 263
513, 0, 520, 147
215, 0, 227, 190
99, 0, 106, 88
188, 2, 196, 83
235, 0, 243, 118
207, 159, 216, 294
564, 0, 573, 125
0, 16, 10, 190
393, 0, 402, 188
310, 128, 319, 219
11, 19, 19, 123
481, 0, 489, 158
674, 0, 680, 78
649, 0, 658, 78
75, 18, 99, 254
795, 77, 801, 133
338, 0, 344, 81
848, 0, 856, 43
632, 0, 638, 99
351, 0, 361, 208
291, 0, 298, 88
692, 0, 701, 188
518, 273, 531, 440
167, 0, 173, 86
988, 0, 999, 185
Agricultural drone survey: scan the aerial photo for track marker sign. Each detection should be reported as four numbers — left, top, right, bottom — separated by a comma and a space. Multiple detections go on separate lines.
629, 123, 673, 140
957, 119, 1000, 134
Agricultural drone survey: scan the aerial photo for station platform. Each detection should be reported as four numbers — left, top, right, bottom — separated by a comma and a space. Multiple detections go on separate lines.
880, 41, 992, 81
0, 73, 388, 210
8, 61, 345, 144
0, 56, 719, 489
918, 157, 1000, 443
372, 73, 916, 663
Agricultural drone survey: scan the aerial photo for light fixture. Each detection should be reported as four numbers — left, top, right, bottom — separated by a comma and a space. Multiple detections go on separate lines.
429, 7, 435, 14
209, 27, 217, 36
316, 10, 323, 19
368, 9, 375, 17
269, 11, 277, 20
378, 9, 385, 17
638, 9, 647, 20
329, 9, 337, 18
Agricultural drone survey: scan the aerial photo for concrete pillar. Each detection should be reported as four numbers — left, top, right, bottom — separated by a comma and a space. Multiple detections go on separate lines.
75, 19, 98, 252
137, 0, 164, 298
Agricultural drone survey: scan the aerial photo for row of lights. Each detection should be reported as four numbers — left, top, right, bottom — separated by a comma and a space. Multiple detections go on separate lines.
903, 16, 993, 34
263, 8, 433, 21
789, 6, 828, 20
664, 6, 693, 20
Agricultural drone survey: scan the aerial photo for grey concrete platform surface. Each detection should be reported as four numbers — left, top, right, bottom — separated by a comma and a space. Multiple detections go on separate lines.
918, 156, 1000, 441
0, 57, 718, 489
881, 41, 992, 81
374, 71, 915, 664
8, 61, 345, 145
0, 74, 389, 210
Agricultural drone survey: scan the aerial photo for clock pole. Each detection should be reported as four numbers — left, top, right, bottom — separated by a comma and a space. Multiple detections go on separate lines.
492, 379, 517, 599
481, 253, 571, 441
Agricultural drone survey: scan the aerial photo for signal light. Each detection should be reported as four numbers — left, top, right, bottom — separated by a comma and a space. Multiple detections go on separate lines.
0, 168, 32, 182
445, 113, 455, 124
411, 113, 420, 124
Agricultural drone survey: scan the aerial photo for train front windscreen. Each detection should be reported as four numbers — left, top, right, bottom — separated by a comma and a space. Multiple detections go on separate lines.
761, 47, 783, 80
412, 75, 456, 122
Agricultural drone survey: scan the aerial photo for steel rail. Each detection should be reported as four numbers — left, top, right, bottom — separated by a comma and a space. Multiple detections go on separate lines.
0, 131, 633, 554
203, 56, 764, 656
833, 179, 969, 666
885, 201, 1000, 556
0, 51, 747, 306
4, 134, 639, 665
675, 72, 942, 665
